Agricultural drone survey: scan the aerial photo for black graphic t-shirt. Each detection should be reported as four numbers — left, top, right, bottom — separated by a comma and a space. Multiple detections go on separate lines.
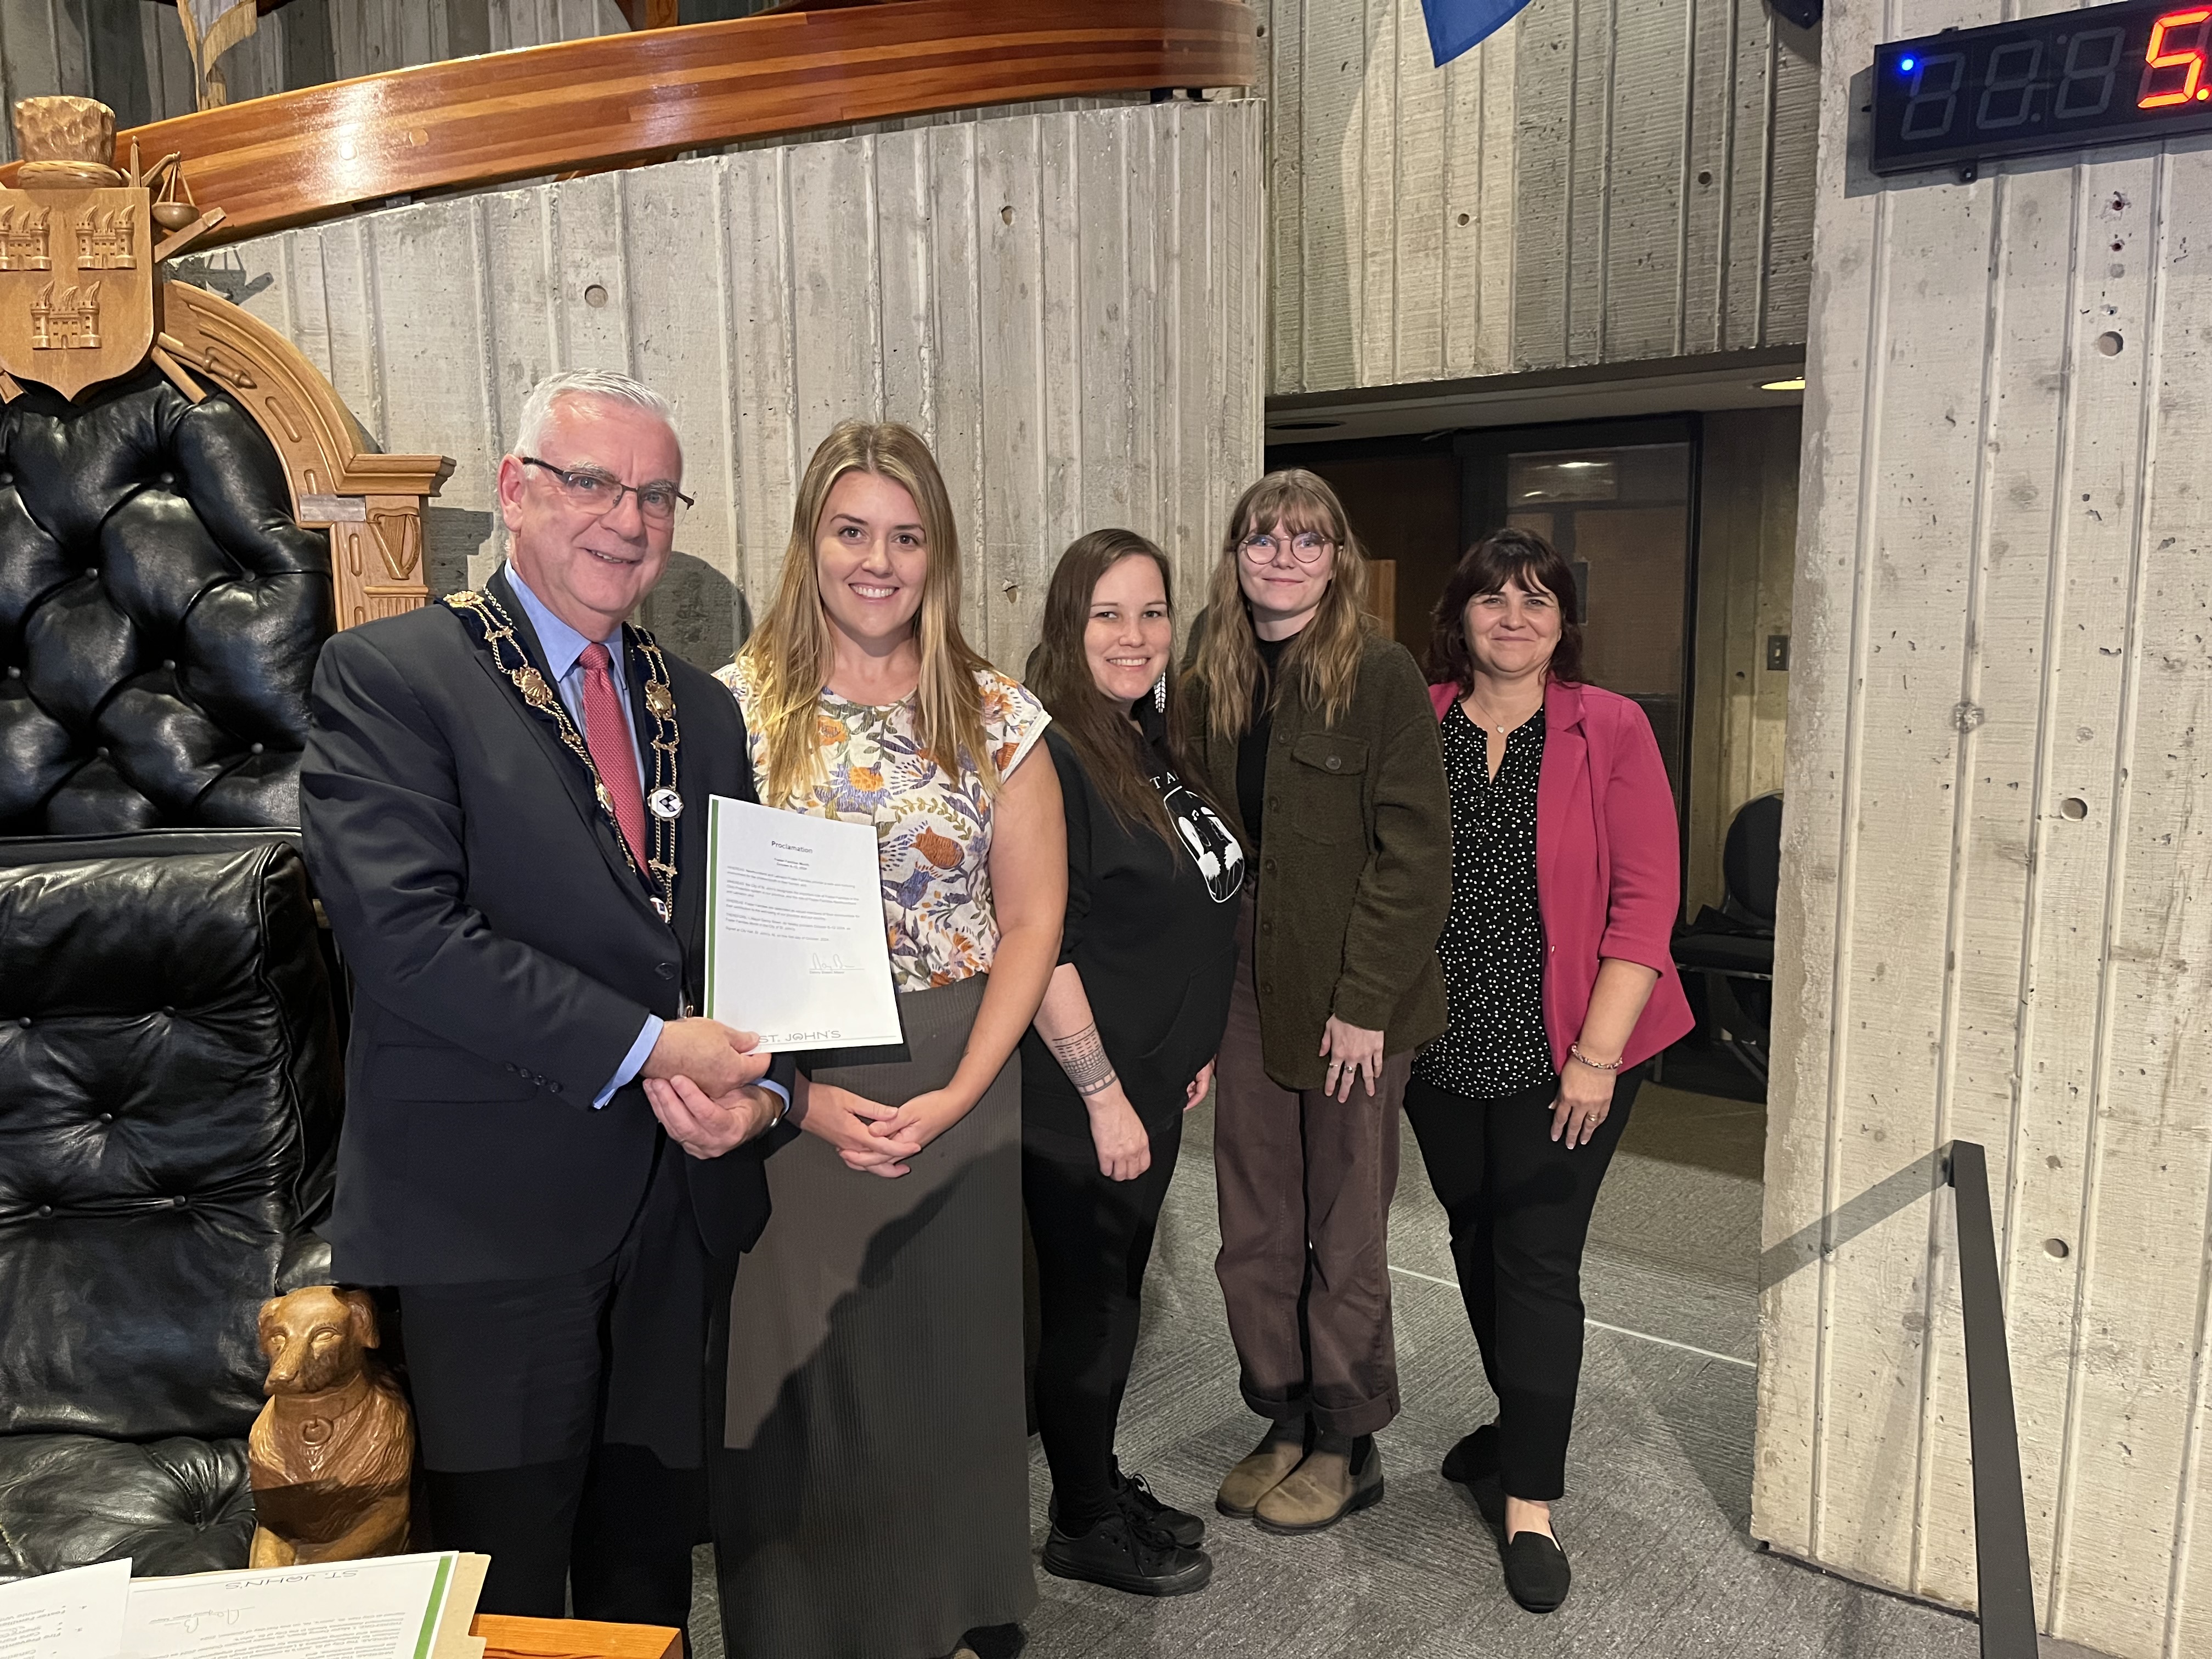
1152, 751, 1246, 906
1021, 722, 1246, 1159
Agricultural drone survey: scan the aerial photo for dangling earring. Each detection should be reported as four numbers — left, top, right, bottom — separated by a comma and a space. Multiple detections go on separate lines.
1153, 673, 1169, 713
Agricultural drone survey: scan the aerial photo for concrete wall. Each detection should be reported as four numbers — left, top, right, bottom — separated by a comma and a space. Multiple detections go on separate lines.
1757, 2, 2212, 1655
0, 0, 623, 156
1255, 0, 1819, 396
1687, 405, 1797, 918
186, 98, 1266, 674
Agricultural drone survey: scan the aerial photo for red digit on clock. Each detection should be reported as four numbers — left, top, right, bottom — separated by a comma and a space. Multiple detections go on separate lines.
2138, 6, 2212, 108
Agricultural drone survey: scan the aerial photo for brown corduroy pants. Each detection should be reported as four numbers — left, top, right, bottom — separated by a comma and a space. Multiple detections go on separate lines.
1213, 894, 1409, 1438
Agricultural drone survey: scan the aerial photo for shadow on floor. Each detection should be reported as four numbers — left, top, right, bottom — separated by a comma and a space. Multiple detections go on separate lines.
687, 1085, 2052, 1659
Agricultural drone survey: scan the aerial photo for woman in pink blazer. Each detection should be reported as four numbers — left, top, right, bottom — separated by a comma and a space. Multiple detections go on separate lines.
1407, 527, 1692, 1615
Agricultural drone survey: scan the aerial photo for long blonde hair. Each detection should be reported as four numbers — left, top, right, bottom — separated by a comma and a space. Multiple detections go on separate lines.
739, 421, 995, 809
1187, 469, 1373, 743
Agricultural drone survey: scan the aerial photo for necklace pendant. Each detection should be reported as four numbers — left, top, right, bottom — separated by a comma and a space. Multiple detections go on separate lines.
647, 786, 683, 821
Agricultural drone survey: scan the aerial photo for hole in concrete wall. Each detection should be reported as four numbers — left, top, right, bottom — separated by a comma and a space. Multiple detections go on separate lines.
2044, 1238, 2071, 1259
2061, 796, 2089, 819
583, 284, 610, 309
2095, 331, 2124, 356
1457, 212, 1471, 225
1698, 170, 1713, 185
1001, 205, 1016, 225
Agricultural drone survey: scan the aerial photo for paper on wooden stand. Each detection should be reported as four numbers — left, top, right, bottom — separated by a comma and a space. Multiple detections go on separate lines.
0, 1549, 489, 1659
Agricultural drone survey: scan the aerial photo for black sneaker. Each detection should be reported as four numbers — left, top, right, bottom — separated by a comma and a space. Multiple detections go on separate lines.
1042, 1511, 1214, 1597
1113, 1466, 1205, 1548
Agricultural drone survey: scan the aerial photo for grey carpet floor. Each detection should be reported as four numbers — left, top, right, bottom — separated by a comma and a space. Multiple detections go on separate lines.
688, 1082, 2064, 1658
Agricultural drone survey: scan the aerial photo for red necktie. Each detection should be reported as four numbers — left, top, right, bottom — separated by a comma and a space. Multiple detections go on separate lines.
579, 641, 648, 870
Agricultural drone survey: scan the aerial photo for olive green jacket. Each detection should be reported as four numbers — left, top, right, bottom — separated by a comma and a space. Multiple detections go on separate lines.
1186, 629, 1453, 1090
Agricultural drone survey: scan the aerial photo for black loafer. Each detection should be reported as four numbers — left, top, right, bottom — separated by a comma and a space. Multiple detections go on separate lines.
1503, 1529, 1571, 1613
1440, 1423, 1500, 1486
1043, 1512, 1214, 1598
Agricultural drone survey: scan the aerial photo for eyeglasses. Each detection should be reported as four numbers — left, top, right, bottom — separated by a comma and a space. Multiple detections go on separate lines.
1239, 531, 1334, 565
521, 457, 694, 526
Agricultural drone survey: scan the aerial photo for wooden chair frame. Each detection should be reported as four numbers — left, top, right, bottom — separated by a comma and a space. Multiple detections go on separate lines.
155, 278, 453, 630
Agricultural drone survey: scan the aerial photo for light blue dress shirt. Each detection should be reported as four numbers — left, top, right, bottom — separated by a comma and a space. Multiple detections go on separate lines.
503, 565, 785, 1116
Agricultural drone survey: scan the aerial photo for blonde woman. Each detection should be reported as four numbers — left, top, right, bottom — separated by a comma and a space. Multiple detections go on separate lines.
710, 422, 1064, 1659
1182, 470, 1452, 1536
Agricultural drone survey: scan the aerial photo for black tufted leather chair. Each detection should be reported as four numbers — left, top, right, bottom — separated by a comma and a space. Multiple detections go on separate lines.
0, 368, 334, 835
0, 352, 351, 1583
0, 831, 342, 1581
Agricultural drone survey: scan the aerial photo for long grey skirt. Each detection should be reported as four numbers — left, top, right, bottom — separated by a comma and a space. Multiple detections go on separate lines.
712, 973, 1036, 1659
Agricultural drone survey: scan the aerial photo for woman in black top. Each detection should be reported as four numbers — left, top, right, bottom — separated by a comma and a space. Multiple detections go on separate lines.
1021, 528, 1244, 1599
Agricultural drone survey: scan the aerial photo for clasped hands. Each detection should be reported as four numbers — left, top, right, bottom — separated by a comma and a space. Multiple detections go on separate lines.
795, 1077, 968, 1179
640, 1017, 782, 1160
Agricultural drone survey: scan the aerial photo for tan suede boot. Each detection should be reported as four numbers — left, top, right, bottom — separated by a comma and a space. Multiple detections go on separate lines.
1215, 1424, 1308, 1517
1253, 1438, 1385, 1534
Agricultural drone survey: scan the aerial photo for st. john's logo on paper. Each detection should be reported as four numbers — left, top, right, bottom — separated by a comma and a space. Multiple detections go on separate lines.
0, 185, 153, 399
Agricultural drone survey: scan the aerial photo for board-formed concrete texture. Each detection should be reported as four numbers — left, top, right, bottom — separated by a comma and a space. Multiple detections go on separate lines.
198, 97, 1267, 676
1762, 2, 2212, 1655
1251, 0, 1820, 394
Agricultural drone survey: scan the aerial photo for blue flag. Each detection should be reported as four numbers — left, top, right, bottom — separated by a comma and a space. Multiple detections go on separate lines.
1420, 0, 1539, 66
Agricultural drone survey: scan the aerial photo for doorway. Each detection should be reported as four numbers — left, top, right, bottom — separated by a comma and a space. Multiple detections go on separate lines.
1268, 415, 1701, 817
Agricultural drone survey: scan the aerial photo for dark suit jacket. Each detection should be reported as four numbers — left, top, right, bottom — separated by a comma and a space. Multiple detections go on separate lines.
301, 568, 794, 1286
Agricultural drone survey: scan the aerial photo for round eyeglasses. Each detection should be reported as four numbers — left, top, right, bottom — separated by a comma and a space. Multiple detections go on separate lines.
1239, 530, 1334, 565
522, 456, 694, 526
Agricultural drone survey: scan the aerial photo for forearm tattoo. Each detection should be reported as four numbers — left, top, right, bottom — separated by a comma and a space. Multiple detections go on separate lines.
1047, 1022, 1119, 1096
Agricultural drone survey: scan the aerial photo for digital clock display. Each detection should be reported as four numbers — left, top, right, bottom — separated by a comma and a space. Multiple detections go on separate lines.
1871, 0, 2212, 174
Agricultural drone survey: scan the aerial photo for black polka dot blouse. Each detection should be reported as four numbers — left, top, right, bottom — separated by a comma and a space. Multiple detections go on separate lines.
1412, 699, 1554, 1099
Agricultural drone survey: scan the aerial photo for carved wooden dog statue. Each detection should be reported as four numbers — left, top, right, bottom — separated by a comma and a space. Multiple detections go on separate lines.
247, 1285, 414, 1566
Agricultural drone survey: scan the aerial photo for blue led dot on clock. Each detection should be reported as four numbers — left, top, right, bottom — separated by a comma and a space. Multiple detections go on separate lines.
1900, 55, 1916, 70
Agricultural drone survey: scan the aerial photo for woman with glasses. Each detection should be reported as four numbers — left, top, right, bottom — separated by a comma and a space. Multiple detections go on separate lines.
1182, 470, 1452, 1536
709, 421, 1065, 1659
1414, 528, 1692, 1613
1021, 529, 1243, 1599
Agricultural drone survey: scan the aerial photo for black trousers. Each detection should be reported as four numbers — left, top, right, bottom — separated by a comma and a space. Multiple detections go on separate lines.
394, 1137, 731, 1633
1402, 1066, 1642, 1502
1023, 1109, 1184, 1533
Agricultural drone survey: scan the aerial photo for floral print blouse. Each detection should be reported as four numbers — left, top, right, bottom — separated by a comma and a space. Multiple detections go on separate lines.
718, 657, 1050, 990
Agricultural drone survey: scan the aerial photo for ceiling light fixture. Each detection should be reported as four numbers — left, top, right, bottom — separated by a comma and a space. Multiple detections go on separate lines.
1759, 376, 1807, 392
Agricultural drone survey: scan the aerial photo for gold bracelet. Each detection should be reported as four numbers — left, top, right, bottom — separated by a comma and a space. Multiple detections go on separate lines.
1568, 1042, 1623, 1073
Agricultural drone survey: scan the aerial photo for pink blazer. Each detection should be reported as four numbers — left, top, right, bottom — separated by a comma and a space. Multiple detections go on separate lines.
1427, 679, 1695, 1071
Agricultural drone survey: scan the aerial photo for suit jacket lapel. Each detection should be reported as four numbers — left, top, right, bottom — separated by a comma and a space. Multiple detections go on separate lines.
1538, 679, 1588, 905
480, 568, 652, 906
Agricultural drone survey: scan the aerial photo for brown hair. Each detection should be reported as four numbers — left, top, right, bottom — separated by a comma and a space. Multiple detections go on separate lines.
1426, 527, 1584, 693
1025, 529, 1215, 844
739, 421, 995, 809
1186, 469, 1374, 743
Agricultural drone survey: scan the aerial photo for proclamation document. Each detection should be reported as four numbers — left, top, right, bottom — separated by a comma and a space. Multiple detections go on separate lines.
0, 1559, 128, 1659
122, 1551, 467, 1659
708, 794, 903, 1049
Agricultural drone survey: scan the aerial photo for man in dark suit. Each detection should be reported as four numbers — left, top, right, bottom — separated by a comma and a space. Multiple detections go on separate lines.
301, 370, 792, 1634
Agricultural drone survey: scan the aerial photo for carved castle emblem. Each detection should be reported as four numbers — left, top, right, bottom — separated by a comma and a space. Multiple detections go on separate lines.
75, 207, 136, 269
0, 206, 52, 272
31, 282, 101, 349
0, 185, 151, 399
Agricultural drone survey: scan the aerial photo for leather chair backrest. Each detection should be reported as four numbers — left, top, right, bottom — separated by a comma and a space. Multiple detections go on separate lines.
0, 832, 341, 1441
1723, 792, 1784, 927
0, 370, 334, 834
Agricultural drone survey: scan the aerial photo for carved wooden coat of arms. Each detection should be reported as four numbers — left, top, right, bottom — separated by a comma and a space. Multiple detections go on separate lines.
0, 95, 233, 404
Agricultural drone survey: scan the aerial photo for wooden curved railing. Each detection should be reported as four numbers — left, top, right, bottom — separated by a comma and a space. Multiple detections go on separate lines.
0, 0, 1255, 249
